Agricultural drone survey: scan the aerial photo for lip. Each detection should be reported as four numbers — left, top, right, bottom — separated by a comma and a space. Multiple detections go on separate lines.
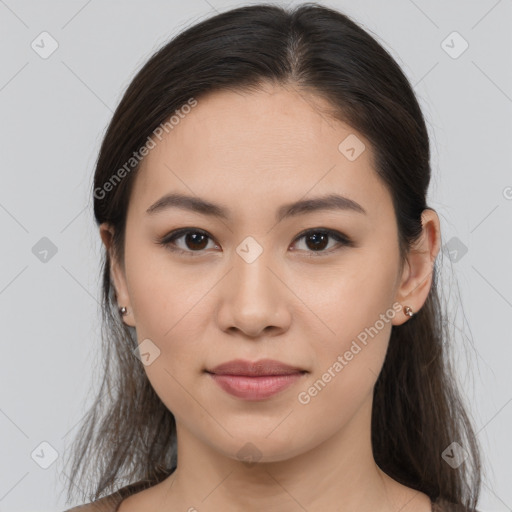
206, 359, 307, 401
207, 358, 305, 376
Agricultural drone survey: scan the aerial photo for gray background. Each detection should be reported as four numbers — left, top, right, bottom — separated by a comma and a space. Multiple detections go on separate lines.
0, 0, 510, 510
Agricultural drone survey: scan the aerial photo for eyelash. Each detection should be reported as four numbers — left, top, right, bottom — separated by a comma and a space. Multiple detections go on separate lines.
156, 227, 354, 258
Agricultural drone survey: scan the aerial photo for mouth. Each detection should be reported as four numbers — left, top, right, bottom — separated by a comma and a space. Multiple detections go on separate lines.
206, 358, 307, 377
205, 359, 307, 400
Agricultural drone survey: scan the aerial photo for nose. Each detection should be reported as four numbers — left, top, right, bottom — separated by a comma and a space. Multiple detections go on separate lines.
215, 248, 291, 339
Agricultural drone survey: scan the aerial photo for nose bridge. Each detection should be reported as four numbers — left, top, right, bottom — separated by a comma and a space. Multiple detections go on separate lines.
215, 234, 289, 336
232, 235, 276, 302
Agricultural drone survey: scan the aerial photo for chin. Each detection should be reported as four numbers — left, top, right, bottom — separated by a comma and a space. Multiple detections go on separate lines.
209, 434, 309, 466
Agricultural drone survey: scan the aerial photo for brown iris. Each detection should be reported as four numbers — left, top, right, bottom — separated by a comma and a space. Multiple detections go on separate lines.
304, 232, 329, 251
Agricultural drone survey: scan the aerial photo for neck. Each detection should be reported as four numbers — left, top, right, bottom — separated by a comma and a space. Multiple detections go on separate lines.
153, 396, 429, 511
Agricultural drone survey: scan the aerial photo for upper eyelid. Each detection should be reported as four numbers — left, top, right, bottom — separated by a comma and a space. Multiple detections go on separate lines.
162, 227, 347, 241
160, 227, 352, 252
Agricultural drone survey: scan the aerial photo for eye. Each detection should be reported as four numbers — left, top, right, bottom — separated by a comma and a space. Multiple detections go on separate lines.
156, 228, 217, 256
156, 227, 354, 257
291, 228, 354, 257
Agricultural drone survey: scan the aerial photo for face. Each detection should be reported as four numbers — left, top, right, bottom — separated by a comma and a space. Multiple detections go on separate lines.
102, 84, 423, 464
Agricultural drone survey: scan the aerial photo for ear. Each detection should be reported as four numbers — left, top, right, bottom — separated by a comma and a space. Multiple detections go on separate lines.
99, 222, 136, 327
391, 209, 441, 326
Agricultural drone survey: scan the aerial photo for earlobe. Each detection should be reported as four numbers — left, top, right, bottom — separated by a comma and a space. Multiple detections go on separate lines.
391, 209, 441, 326
99, 222, 136, 328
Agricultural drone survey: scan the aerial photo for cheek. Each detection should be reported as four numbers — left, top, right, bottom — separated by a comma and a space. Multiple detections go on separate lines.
294, 284, 394, 439
125, 239, 212, 339
123, 247, 216, 412
294, 249, 399, 415
297, 252, 398, 353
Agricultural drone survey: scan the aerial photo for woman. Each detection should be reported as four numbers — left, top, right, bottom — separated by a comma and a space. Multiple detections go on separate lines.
62, 3, 482, 511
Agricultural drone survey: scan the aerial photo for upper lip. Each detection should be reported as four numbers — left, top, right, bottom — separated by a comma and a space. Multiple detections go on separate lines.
207, 359, 306, 376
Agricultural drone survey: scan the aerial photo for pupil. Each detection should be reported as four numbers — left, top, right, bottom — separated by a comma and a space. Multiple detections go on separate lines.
307, 233, 328, 251
183, 232, 330, 252
186, 233, 207, 250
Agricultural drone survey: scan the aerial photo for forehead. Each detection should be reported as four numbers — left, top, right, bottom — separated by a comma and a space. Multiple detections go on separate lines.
131, 85, 393, 223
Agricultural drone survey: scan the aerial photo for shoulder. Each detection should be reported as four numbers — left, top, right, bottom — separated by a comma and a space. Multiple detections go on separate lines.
61, 493, 120, 512
432, 498, 480, 512
61, 479, 154, 512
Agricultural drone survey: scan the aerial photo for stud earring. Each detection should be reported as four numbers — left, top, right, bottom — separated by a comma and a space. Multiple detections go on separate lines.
119, 306, 128, 316
403, 305, 414, 317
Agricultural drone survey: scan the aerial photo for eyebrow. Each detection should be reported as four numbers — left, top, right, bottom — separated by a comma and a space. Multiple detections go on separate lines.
145, 192, 367, 221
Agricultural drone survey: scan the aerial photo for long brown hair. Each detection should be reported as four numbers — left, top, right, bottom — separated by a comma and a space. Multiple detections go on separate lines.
61, 3, 482, 509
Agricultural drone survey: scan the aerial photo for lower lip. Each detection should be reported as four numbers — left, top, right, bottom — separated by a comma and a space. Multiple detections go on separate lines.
207, 372, 305, 400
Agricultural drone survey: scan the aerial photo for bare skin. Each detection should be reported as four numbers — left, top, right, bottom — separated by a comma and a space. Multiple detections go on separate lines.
100, 83, 440, 512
